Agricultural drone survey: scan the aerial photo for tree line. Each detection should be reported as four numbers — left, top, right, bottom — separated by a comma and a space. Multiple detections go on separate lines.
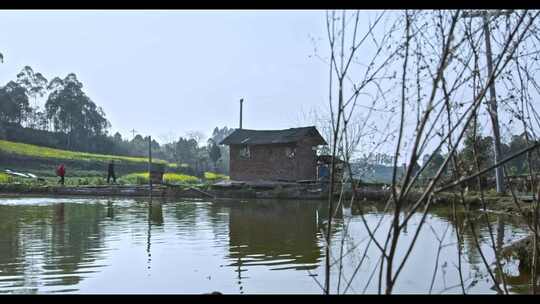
0, 66, 110, 150
0, 65, 234, 176
352, 128, 539, 184
422, 128, 540, 184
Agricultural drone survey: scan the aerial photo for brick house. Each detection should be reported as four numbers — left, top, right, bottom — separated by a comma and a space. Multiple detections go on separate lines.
219, 126, 327, 182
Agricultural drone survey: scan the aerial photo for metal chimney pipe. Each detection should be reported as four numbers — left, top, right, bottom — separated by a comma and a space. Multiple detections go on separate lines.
239, 98, 244, 129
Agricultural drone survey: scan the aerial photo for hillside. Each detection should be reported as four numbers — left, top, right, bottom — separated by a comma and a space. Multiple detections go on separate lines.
0, 139, 169, 164
0, 139, 172, 178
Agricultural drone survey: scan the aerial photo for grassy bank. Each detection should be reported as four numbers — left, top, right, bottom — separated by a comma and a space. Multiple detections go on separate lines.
0, 170, 228, 187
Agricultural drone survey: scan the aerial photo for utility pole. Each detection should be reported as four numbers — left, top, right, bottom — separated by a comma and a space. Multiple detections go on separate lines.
148, 135, 153, 197
462, 10, 512, 193
131, 128, 137, 140
239, 98, 244, 129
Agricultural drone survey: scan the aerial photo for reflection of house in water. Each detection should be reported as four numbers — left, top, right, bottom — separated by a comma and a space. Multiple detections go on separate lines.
226, 201, 325, 294
227, 201, 323, 272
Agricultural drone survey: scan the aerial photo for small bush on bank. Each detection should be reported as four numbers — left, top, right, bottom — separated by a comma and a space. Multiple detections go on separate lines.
204, 172, 229, 182
118, 172, 148, 185
164, 173, 200, 184
119, 172, 200, 185
0, 173, 12, 184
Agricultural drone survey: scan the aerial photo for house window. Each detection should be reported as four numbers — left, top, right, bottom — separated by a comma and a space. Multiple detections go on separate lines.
286, 147, 296, 159
239, 145, 251, 159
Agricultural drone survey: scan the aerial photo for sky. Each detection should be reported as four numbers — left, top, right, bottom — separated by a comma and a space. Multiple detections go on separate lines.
0, 10, 329, 143
1, 10, 533, 162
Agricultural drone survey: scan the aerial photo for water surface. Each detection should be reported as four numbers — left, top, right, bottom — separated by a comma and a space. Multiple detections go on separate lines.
0, 197, 531, 294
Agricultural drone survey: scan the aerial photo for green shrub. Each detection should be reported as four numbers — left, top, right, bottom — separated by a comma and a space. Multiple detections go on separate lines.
119, 172, 200, 185
0, 173, 12, 184
164, 173, 199, 184
486, 189, 499, 197
118, 172, 147, 184
204, 172, 229, 181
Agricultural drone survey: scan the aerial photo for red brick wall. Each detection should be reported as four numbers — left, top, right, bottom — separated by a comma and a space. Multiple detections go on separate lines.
229, 141, 317, 181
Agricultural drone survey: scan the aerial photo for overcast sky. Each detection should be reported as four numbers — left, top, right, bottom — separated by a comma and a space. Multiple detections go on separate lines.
0, 10, 329, 143
2, 10, 529, 162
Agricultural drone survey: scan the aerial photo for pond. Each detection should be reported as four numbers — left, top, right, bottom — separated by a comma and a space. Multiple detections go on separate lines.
0, 196, 532, 294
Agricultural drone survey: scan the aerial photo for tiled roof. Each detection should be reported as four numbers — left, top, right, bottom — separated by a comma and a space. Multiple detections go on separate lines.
219, 126, 327, 146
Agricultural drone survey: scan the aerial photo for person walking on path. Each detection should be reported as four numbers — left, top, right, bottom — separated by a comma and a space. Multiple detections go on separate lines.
107, 160, 116, 184
56, 164, 65, 185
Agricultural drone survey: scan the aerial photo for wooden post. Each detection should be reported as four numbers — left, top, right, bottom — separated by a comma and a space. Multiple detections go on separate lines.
148, 135, 153, 197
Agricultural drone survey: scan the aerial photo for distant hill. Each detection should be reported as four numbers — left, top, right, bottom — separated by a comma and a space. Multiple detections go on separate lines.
350, 161, 405, 184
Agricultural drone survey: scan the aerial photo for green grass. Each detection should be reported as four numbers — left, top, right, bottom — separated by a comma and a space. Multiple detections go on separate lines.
119, 172, 149, 185
164, 173, 200, 184
119, 172, 200, 185
0, 173, 12, 184
0, 171, 225, 187
0, 139, 172, 166
0, 173, 94, 186
1, 171, 226, 186
204, 171, 229, 181
0, 140, 229, 187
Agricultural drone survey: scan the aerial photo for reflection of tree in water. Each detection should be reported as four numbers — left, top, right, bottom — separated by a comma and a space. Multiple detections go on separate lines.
206, 203, 230, 244
425, 205, 536, 292
0, 204, 46, 292
227, 201, 324, 272
42, 202, 108, 287
0, 205, 24, 275
498, 227, 540, 294
0, 201, 108, 292
427, 205, 491, 267
502, 254, 540, 294
173, 202, 199, 233
349, 202, 527, 292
